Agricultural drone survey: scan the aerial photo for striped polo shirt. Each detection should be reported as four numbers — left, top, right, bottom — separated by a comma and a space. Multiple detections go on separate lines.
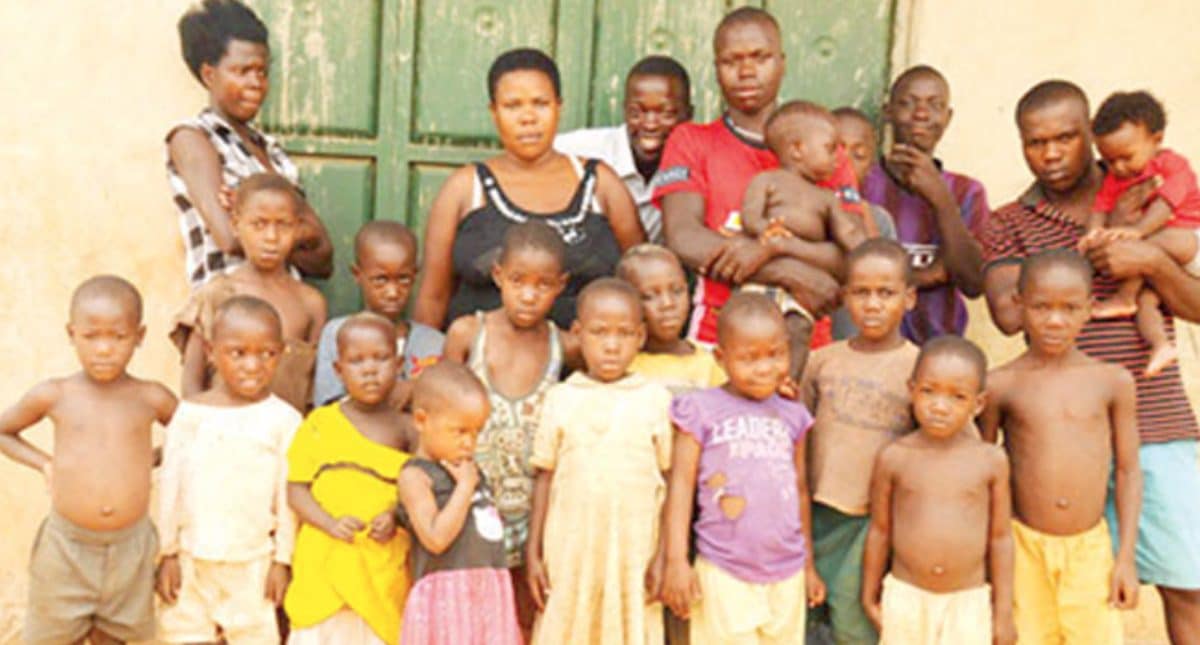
980, 182, 1199, 444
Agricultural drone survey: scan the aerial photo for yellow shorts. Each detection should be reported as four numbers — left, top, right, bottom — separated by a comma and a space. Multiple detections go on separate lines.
1012, 518, 1123, 645
158, 554, 279, 644
690, 556, 806, 645
880, 574, 991, 645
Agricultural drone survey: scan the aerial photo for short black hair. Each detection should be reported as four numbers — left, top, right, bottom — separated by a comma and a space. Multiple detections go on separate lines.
889, 64, 948, 100
70, 275, 143, 323
1015, 80, 1089, 124
627, 55, 691, 103
487, 48, 561, 103
1017, 248, 1093, 295
1093, 91, 1166, 137
234, 173, 302, 213
178, 0, 268, 82
616, 243, 682, 282
846, 238, 913, 286
336, 311, 397, 353
716, 291, 786, 347
496, 220, 566, 270
714, 7, 780, 51
213, 294, 282, 341
576, 277, 643, 321
913, 335, 987, 390
764, 100, 835, 158
412, 360, 488, 414
354, 220, 418, 264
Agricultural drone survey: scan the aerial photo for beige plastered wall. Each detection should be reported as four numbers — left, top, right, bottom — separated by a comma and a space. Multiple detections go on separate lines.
0, 0, 1193, 642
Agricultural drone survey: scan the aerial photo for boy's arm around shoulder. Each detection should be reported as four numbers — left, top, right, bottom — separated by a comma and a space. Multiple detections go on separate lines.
984, 444, 1016, 643
441, 313, 481, 363
0, 379, 61, 472
1107, 363, 1141, 609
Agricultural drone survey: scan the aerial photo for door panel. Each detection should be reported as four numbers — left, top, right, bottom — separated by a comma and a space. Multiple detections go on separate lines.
291, 156, 376, 311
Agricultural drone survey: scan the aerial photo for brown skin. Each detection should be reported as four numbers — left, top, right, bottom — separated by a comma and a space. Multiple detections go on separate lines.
621, 254, 694, 356
840, 254, 916, 353
978, 265, 1140, 612
625, 73, 693, 182
168, 40, 332, 279
883, 72, 984, 296
414, 69, 645, 329
0, 298, 176, 533
660, 19, 840, 318
180, 189, 327, 398
159, 311, 292, 608
861, 354, 1014, 643
985, 94, 1200, 645
353, 236, 418, 330
836, 113, 878, 185
660, 312, 825, 618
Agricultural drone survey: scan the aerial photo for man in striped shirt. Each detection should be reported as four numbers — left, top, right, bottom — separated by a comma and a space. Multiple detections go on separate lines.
980, 79, 1200, 642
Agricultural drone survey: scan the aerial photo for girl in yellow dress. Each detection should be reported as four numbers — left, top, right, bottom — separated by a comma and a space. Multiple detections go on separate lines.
526, 279, 674, 644
284, 314, 413, 644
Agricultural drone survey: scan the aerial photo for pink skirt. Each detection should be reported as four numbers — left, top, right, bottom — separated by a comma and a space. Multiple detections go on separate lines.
400, 568, 522, 645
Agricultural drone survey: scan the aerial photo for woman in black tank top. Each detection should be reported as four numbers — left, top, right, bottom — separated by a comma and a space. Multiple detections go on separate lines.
413, 48, 645, 330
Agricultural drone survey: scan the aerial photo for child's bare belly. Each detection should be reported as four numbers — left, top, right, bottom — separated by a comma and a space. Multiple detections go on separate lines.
52, 441, 152, 531
892, 495, 989, 593
1009, 433, 1111, 535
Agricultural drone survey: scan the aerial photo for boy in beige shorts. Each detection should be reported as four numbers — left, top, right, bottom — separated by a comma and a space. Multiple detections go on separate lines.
0, 276, 177, 644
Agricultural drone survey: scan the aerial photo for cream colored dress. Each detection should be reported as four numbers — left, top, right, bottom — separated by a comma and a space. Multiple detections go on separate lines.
530, 372, 673, 645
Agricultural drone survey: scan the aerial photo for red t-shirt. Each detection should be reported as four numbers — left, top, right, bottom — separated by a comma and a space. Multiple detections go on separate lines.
652, 115, 856, 345
1093, 148, 1200, 227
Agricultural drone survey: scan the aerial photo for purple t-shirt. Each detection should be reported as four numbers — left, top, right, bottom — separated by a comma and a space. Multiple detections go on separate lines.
861, 162, 990, 345
670, 387, 814, 583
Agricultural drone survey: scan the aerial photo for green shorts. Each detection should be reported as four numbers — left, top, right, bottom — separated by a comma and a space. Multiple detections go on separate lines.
807, 503, 878, 645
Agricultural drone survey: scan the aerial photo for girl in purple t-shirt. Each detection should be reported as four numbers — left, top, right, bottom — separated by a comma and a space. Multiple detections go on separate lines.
660, 292, 824, 644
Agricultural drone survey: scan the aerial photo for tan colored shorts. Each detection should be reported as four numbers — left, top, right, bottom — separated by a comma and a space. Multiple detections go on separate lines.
880, 574, 991, 645
690, 556, 807, 645
158, 554, 280, 644
24, 510, 158, 644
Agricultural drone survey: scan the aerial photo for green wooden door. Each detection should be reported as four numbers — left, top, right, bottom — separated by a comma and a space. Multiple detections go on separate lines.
252, 0, 894, 316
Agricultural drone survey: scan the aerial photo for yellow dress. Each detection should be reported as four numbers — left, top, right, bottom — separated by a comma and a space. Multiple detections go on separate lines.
629, 344, 726, 395
529, 372, 673, 645
284, 403, 410, 645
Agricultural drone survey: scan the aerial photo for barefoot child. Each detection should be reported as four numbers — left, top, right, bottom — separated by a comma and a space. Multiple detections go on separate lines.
979, 249, 1141, 643
861, 336, 1014, 644
172, 172, 327, 411
396, 362, 522, 645
285, 313, 415, 644
0, 276, 176, 644
1080, 91, 1200, 376
312, 221, 445, 407
156, 296, 300, 644
442, 219, 568, 631
617, 244, 725, 393
526, 279, 673, 643
800, 239, 917, 644
661, 293, 824, 644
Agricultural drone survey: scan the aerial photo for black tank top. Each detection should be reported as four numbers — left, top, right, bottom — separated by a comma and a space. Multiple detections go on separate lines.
447, 158, 623, 328
396, 458, 507, 582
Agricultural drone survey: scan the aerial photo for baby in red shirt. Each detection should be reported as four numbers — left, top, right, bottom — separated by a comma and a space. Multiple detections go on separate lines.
1080, 91, 1200, 376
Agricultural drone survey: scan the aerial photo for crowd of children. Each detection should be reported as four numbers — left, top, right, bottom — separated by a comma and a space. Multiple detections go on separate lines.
6, 1, 1200, 644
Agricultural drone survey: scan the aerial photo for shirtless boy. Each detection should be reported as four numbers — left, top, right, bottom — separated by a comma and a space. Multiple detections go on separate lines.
862, 336, 1014, 644
980, 249, 1141, 643
173, 172, 327, 411
0, 276, 177, 644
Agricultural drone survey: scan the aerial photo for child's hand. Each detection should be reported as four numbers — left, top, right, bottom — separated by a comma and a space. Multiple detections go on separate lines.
1101, 226, 1143, 243
264, 562, 290, 606
325, 515, 366, 543
805, 564, 827, 608
661, 559, 701, 619
1077, 228, 1106, 252
992, 612, 1017, 645
443, 459, 480, 490
527, 554, 551, 611
217, 184, 236, 212
156, 555, 182, 605
368, 510, 397, 543
644, 549, 666, 603
777, 376, 800, 400
861, 594, 883, 632
1108, 557, 1139, 609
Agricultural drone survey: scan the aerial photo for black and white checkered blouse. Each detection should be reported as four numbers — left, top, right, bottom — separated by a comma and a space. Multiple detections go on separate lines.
165, 108, 300, 289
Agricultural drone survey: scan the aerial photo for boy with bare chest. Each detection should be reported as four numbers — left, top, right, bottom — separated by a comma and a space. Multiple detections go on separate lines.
0, 276, 177, 644
862, 336, 1014, 644
980, 249, 1141, 644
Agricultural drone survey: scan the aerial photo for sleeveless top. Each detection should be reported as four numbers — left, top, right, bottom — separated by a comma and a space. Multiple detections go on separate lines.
468, 311, 563, 567
447, 157, 623, 328
165, 108, 301, 289
396, 458, 507, 582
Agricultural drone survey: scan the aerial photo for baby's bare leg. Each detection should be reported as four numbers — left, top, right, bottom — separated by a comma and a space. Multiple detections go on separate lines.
1093, 276, 1142, 319
785, 312, 813, 382
1138, 288, 1178, 377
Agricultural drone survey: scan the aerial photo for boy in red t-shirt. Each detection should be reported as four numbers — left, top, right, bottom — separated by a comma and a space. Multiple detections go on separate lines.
1080, 91, 1200, 376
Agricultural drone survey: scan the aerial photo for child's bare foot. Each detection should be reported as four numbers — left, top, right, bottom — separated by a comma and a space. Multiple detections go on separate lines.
1145, 343, 1179, 377
1092, 295, 1138, 319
